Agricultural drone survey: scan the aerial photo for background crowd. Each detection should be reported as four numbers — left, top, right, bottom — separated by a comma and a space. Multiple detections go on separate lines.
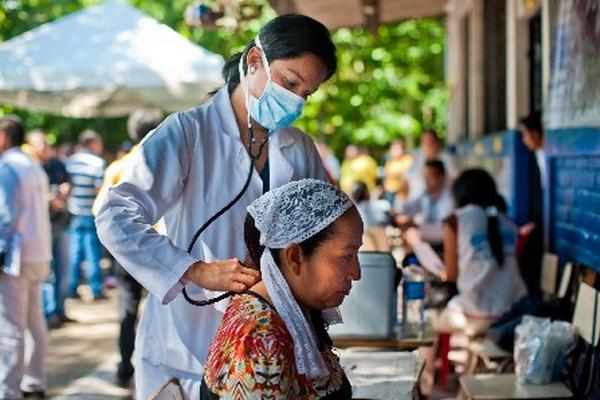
0, 108, 543, 398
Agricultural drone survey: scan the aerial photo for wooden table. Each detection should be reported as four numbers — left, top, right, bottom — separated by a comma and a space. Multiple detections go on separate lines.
459, 374, 573, 400
338, 349, 425, 400
332, 321, 434, 350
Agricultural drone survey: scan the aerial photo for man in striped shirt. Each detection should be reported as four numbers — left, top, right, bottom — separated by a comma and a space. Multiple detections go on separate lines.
65, 130, 106, 300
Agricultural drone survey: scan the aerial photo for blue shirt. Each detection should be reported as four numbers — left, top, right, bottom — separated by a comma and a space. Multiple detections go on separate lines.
0, 158, 18, 256
66, 151, 105, 216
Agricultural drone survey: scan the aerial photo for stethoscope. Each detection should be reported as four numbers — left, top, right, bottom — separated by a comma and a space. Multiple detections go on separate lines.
181, 120, 268, 307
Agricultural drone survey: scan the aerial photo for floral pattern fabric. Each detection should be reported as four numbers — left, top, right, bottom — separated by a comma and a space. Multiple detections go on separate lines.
203, 293, 349, 399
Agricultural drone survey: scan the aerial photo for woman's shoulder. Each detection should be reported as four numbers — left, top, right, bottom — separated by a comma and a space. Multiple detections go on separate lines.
203, 293, 299, 398
207, 293, 294, 358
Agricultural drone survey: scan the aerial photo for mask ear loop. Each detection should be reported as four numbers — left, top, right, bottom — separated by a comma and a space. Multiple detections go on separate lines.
238, 42, 269, 153
238, 47, 253, 136
255, 36, 272, 82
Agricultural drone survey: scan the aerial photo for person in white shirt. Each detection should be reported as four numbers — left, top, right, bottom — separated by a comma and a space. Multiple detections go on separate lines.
438, 169, 527, 332
405, 129, 457, 201
397, 159, 454, 244
0, 117, 52, 399
95, 14, 337, 399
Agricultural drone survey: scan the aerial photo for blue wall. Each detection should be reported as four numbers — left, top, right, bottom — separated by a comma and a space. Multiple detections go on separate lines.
546, 128, 600, 272
457, 128, 600, 273
456, 130, 532, 226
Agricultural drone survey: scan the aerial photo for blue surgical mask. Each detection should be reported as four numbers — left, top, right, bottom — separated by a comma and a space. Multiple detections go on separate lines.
239, 37, 305, 132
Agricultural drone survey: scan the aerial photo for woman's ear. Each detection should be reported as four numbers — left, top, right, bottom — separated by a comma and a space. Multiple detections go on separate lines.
245, 46, 263, 73
281, 244, 304, 276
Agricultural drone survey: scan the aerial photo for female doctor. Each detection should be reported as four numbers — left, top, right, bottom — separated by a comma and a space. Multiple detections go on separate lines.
95, 14, 337, 399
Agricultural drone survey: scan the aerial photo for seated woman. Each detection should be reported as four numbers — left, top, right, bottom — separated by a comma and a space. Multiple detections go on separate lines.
437, 168, 528, 333
201, 179, 363, 399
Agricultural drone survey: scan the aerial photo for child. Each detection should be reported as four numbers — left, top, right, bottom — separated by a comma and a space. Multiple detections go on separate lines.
438, 168, 527, 332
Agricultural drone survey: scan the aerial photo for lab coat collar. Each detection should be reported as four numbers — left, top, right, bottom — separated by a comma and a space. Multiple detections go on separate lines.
212, 86, 295, 188
212, 85, 295, 149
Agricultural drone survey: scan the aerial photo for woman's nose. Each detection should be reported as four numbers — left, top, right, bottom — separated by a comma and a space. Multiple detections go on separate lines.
349, 260, 361, 281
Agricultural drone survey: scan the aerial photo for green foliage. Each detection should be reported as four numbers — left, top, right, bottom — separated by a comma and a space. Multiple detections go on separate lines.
0, 0, 445, 154
296, 19, 447, 155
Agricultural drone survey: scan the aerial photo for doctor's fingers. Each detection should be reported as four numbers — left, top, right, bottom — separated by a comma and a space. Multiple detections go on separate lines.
231, 269, 260, 288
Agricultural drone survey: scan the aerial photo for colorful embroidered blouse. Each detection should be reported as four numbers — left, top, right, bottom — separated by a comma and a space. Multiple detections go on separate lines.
201, 292, 351, 399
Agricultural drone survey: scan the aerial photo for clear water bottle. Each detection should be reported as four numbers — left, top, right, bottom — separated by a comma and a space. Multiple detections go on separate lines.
401, 262, 426, 337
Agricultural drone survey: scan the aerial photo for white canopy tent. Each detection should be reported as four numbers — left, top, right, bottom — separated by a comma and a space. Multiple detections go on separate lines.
0, 0, 224, 118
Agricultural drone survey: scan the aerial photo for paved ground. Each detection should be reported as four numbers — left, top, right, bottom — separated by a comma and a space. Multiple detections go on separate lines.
46, 287, 133, 399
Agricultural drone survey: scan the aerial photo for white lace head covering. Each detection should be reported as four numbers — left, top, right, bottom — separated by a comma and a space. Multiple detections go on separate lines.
247, 178, 354, 379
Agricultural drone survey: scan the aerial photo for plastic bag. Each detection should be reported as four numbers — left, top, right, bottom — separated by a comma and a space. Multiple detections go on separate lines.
514, 315, 577, 384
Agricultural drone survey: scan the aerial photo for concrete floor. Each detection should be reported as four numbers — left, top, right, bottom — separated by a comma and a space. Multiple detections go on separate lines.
46, 287, 132, 399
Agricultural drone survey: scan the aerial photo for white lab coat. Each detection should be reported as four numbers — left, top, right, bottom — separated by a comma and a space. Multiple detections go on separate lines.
95, 86, 328, 398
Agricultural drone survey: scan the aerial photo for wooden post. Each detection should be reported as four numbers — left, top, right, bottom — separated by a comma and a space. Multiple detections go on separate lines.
445, 0, 467, 144
468, 0, 484, 138
506, 0, 530, 129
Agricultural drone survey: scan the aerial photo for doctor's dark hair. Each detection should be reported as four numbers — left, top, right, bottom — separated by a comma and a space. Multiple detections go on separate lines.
222, 14, 337, 88
452, 169, 506, 267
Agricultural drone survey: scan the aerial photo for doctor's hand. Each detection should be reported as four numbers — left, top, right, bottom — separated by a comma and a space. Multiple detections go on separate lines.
184, 259, 261, 292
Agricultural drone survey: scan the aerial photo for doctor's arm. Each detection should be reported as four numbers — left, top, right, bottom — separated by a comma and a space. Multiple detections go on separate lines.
95, 114, 258, 303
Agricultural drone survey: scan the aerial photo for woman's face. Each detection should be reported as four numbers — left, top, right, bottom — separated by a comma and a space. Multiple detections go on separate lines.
283, 208, 364, 310
245, 46, 329, 101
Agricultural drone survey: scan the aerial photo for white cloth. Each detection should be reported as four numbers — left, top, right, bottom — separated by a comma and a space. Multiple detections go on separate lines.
448, 205, 528, 318
535, 149, 547, 189
95, 86, 328, 397
0, 263, 49, 399
1, 148, 51, 266
247, 179, 353, 379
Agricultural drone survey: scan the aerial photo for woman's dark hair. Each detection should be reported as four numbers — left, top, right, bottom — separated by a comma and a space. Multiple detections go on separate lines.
243, 208, 351, 350
243, 211, 339, 269
452, 169, 506, 267
222, 14, 337, 89
519, 112, 543, 136
350, 181, 369, 203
